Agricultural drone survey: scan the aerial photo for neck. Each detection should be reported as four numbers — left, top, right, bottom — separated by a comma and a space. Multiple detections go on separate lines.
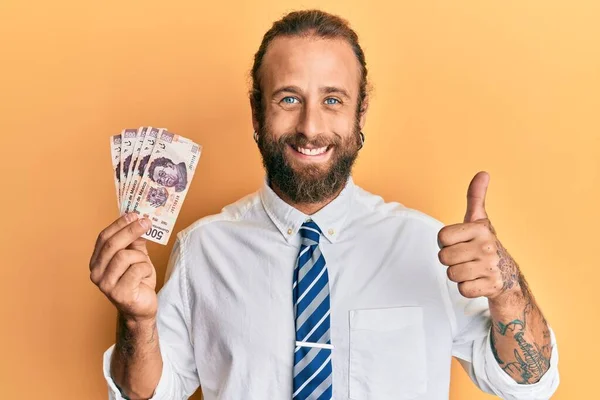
271, 183, 345, 215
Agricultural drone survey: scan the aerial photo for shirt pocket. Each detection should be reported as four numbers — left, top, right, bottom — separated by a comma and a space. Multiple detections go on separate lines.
349, 306, 427, 400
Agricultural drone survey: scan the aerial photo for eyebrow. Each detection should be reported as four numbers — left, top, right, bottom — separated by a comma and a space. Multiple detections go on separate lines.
271, 85, 351, 100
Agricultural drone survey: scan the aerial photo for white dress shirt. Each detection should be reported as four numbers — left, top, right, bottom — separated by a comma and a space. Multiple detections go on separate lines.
103, 177, 559, 399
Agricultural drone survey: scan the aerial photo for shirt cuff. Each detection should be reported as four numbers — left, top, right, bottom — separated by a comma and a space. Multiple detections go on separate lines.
103, 344, 174, 400
481, 325, 560, 399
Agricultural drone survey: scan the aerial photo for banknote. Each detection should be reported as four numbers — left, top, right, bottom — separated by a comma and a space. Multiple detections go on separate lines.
119, 128, 139, 206
110, 134, 122, 208
132, 131, 201, 244
121, 127, 148, 213
110, 127, 201, 245
123, 127, 161, 213
129, 129, 173, 214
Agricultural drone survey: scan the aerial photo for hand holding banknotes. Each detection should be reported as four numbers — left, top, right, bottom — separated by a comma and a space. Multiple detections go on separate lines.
90, 127, 201, 322
89, 213, 158, 323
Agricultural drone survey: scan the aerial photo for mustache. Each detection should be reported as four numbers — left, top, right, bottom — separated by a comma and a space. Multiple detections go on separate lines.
277, 133, 342, 149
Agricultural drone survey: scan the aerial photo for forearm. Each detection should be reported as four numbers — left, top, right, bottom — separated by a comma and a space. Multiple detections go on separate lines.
488, 273, 552, 384
111, 312, 163, 399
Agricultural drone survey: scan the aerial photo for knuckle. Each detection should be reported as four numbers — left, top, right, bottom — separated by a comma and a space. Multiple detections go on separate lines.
89, 270, 101, 285
113, 249, 128, 266
482, 242, 495, 255
103, 238, 117, 253
437, 228, 448, 246
98, 279, 111, 295
438, 249, 447, 265
97, 230, 109, 244
458, 282, 480, 298
447, 266, 457, 281
458, 282, 470, 297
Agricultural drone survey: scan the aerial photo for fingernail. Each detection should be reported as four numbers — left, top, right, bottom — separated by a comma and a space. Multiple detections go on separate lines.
124, 212, 138, 223
139, 218, 150, 230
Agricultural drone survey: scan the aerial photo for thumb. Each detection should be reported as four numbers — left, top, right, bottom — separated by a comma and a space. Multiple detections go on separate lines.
464, 171, 490, 222
127, 237, 149, 255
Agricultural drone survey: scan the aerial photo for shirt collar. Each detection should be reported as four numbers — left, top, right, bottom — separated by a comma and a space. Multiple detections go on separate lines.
259, 176, 355, 244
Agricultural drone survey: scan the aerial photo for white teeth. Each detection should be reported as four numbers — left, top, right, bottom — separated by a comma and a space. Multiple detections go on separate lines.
297, 146, 328, 156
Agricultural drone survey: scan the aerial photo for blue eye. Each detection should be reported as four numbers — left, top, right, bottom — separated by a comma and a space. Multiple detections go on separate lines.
325, 98, 340, 105
282, 97, 298, 104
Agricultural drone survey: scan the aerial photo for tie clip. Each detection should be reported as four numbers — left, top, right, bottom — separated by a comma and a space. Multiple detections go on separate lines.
295, 341, 334, 350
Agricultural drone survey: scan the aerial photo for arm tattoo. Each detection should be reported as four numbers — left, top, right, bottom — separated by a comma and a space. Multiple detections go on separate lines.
485, 220, 552, 383
490, 297, 552, 384
496, 239, 519, 293
485, 220, 519, 294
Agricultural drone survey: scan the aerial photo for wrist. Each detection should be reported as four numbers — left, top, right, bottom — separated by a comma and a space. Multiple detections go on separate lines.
116, 312, 157, 351
115, 314, 158, 359
488, 285, 528, 317
118, 312, 157, 331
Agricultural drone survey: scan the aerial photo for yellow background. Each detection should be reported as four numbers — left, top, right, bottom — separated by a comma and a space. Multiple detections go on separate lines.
1, 0, 598, 398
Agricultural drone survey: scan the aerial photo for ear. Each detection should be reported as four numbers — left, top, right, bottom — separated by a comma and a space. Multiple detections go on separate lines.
358, 95, 369, 130
250, 98, 260, 133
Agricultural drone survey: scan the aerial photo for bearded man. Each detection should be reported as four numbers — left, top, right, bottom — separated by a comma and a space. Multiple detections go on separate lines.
89, 9, 559, 400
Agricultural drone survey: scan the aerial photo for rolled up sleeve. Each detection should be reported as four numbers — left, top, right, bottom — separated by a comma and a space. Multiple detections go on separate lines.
103, 343, 182, 400
470, 324, 560, 399
446, 280, 560, 399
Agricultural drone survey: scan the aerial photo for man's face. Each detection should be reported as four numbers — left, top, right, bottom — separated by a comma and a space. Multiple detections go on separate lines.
254, 35, 367, 203
152, 163, 179, 187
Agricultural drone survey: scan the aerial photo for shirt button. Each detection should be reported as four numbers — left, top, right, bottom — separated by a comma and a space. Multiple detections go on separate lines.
328, 228, 335, 235
287, 228, 293, 235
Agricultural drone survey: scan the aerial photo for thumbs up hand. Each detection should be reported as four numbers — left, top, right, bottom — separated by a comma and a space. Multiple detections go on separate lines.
437, 172, 521, 300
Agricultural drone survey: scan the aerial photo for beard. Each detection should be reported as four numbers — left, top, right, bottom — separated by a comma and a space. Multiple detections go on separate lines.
258, 121, 362, 204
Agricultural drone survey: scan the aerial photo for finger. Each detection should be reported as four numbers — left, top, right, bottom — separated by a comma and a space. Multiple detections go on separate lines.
464, 171, 490, 223
457, 278, 495, 298
438, 242, 480, 266
95, 249, 149, 292
446, 260, 489, 283
92, 217, 151, 276
438, 222, 486, 247
112, 262, 154, 303
90, 213, 140, 269
127, 237, 149, 255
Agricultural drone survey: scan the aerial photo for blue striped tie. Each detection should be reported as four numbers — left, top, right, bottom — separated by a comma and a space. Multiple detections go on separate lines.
292, 220, 333, 400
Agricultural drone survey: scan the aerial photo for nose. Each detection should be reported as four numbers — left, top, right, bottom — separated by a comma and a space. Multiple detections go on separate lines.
295, 100, 325, 140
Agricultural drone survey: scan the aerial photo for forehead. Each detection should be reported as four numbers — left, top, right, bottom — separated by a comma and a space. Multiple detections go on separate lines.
259, 35, 361, 97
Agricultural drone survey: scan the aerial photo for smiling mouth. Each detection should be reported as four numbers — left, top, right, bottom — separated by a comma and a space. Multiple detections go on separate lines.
290, 144, 331, 156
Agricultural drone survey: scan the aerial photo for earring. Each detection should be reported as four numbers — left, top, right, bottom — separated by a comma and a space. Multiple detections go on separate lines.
253, 131, 259, 143
358, 131, 365, 150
